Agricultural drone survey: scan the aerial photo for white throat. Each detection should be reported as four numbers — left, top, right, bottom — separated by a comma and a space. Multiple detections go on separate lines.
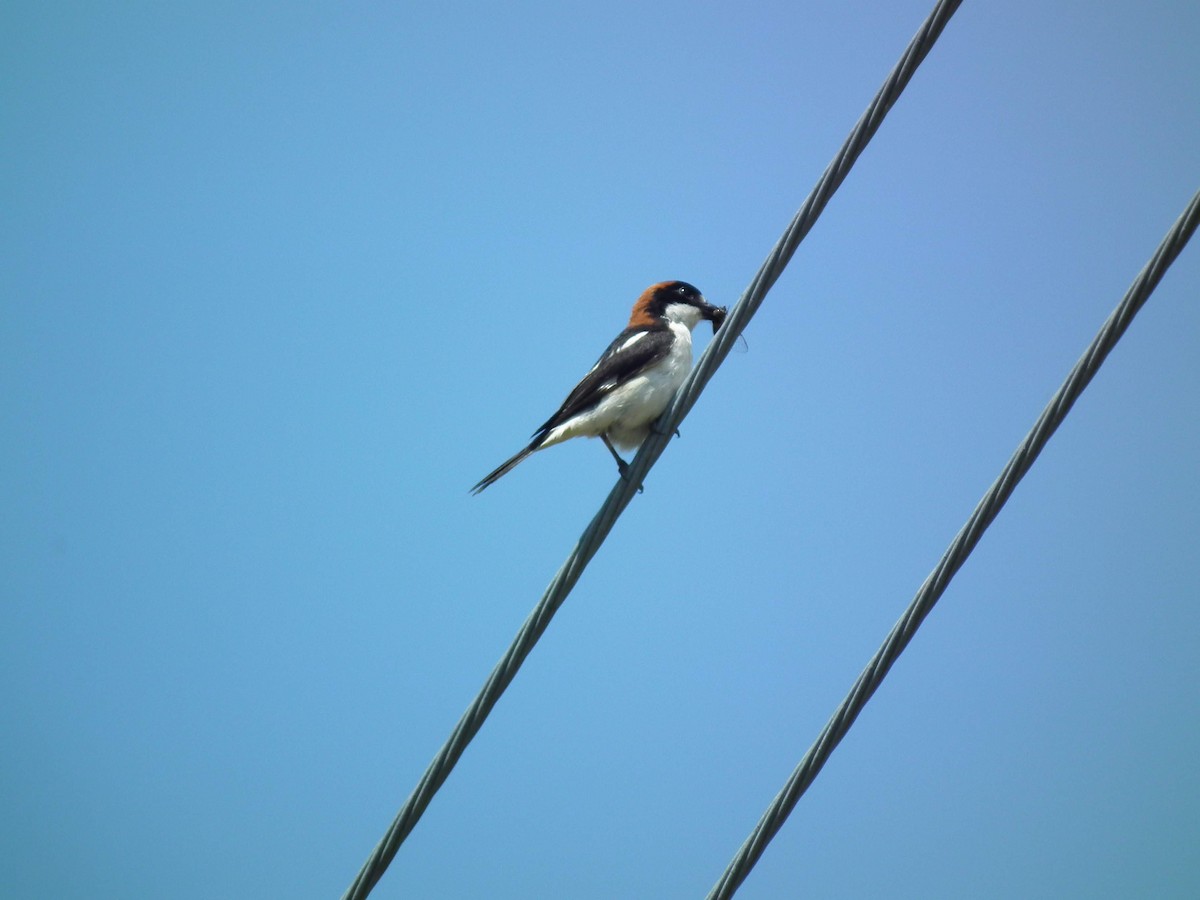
661, 300, 706, 332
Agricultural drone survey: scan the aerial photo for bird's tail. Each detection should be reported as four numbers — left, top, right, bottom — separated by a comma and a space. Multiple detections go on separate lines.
470, 444, 537, 495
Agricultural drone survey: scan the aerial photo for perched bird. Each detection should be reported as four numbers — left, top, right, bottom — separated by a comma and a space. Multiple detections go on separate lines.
471, 280, 726, 494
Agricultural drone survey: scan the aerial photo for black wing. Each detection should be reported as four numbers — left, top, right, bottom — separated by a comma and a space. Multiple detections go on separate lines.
531, 327, 672, 441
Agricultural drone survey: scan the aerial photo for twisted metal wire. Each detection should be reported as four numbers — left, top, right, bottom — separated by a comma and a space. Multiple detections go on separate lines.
705, 187, 1200, 900
341, 2, 965, 897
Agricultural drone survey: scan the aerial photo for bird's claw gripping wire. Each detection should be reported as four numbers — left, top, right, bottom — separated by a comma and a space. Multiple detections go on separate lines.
602, 435, 644, 493
614, 458, 644, 493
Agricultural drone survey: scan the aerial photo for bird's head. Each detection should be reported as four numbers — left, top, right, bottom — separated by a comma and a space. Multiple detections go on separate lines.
629, 280, 727, 332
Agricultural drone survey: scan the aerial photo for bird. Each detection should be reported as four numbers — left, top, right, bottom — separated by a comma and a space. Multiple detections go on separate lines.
471, 280, 727, 494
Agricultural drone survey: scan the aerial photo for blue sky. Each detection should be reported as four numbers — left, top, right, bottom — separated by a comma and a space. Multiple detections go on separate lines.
3, 2, 1198, 898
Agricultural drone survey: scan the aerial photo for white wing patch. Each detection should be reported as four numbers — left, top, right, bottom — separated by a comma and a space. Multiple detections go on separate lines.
616, 331, 648, 353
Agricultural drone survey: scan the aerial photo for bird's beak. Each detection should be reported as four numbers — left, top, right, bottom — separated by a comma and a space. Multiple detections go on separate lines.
705, 301, 729, 334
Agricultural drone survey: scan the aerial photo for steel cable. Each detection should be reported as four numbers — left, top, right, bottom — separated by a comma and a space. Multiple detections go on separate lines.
705, 187, 1200, 900
341, 1, 965, 896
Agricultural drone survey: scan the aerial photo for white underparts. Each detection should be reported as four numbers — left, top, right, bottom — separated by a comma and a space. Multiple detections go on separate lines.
541, 320, 695, 451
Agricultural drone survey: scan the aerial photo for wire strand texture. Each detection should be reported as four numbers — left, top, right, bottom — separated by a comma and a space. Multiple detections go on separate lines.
340, 1, 965, 897
705, 188, 1200, 900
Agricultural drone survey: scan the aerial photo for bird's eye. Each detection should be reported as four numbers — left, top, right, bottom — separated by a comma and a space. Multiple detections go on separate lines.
676, 285, 688, 295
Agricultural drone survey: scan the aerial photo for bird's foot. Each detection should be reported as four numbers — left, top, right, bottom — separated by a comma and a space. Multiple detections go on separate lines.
615, 459, 644, 494
652, 422, 682, 439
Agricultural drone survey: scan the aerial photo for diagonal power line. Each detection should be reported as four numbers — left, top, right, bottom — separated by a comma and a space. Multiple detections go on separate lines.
705, 186, 1200, 900
340, 1, 965, 897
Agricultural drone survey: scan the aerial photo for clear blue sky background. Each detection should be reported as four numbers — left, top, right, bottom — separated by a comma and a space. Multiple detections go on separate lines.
4, 2, 1198, 898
